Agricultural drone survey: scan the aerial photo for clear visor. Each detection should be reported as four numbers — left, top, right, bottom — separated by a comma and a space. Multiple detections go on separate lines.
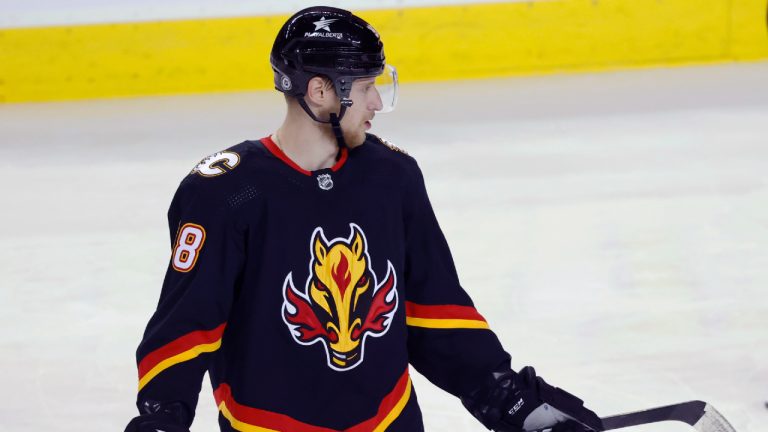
375, 64, 398, 113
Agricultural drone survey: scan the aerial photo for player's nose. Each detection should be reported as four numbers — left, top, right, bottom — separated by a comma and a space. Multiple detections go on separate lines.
370, 87, 384, 111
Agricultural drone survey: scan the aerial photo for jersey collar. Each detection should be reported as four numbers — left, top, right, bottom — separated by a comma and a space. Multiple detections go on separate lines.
261, 136, 348, 176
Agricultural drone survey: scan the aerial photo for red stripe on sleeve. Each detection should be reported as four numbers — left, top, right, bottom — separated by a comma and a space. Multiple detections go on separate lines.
405, 301, 487, 321
138, 323, 226, 379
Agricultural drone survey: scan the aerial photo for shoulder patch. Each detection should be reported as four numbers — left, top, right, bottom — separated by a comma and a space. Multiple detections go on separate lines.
191, 151, 240, 177
373, 135, 408, 155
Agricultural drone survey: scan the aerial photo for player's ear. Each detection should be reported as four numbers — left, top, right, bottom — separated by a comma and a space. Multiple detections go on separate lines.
305, 76, 335, 108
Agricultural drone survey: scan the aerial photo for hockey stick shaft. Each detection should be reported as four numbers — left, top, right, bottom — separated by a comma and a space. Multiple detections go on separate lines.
531, 400, 737, 432
600, 400, 706, 430
599, 400, 737, 432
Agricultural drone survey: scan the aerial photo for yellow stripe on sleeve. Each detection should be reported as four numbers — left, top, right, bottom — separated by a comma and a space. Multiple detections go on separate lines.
138, 339, 222, 391
405, 317, 490, 330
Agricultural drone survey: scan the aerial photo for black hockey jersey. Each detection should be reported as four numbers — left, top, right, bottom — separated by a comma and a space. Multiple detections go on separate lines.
134, 134, 510, 431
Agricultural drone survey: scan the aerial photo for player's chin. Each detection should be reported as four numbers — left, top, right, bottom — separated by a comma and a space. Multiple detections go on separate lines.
344, 128, 367, 148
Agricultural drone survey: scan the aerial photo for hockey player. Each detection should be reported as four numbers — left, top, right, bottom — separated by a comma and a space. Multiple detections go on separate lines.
126, 6, 603, 432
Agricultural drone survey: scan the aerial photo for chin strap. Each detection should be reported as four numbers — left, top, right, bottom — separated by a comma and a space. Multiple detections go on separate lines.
296, 97, 348, 161
329, 112, 347, 161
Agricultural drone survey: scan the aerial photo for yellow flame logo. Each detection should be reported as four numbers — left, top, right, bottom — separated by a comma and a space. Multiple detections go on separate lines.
282, 223, 398, 371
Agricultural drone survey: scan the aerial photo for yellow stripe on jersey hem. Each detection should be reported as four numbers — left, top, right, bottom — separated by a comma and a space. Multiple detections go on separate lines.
373, 376, 412, 432
137, 339, 222, 391
218, 402, 281, 432
406, 317, 491, 330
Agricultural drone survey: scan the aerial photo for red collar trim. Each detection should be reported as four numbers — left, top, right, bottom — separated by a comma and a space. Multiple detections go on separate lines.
261, 136, 348, 177
333, 144, 349, 172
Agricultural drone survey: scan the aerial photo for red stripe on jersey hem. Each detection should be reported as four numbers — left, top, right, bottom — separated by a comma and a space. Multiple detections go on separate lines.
213, 367, 411, 431
347, 368, 410, 432
405, 301, 487, 321
138, 323, 226, 379
261, 136, 348, 176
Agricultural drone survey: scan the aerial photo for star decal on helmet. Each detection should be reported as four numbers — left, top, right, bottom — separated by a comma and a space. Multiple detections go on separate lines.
313, 17, 338, 32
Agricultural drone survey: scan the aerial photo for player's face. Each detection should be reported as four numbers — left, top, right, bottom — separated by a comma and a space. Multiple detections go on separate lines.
340, 77, 384, 147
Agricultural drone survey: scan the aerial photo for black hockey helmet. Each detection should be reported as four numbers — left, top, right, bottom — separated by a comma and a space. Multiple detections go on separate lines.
270, 6, 386, 108
270, 6, 398, 156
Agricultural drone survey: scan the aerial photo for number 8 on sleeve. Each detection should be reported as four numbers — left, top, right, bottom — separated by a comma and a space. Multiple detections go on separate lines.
172, 223, 206, 272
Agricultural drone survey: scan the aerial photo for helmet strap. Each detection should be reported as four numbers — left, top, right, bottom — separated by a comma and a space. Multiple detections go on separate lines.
329, 112, 347, 161
296, 96, 348, 161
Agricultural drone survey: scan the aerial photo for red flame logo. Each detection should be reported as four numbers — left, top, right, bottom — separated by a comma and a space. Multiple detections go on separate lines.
282, 223, 398, 371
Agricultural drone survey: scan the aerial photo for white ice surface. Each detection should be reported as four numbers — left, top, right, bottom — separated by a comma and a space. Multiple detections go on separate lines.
0, 63, 766, 431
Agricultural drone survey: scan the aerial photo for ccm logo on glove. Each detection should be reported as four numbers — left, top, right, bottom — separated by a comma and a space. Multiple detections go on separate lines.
509, 398, 525, 416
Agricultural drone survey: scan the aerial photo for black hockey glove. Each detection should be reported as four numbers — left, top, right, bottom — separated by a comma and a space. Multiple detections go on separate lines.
461, 365, 603, 432
125, 400, 191, 432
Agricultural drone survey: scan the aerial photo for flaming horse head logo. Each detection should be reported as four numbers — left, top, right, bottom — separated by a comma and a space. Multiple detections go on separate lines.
282, 223, 398, 371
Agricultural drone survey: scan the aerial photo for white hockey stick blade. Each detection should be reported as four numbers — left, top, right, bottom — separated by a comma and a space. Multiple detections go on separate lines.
692, 403, 738, 432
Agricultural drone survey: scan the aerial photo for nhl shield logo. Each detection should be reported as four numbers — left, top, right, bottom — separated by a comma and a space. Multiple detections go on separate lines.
316, 173, 333, 190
